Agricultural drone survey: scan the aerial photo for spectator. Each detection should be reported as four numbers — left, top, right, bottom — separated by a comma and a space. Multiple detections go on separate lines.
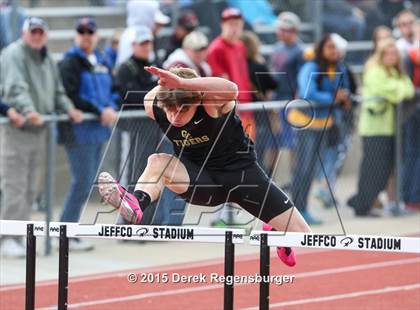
348, 38, 414, 216
290, 34, 352, 225
116, 26, 158, 106
58, 17, 118, 251
402, 19, 420, 210
207, 7, 255, 140
241, 31, 277, 100
117, 0, 170, 66
240, 30, 278, 175
372, 25, 393, 53
163, 30, 211, 77
207, 8, 255, 227
369, 25, 394, 212
269, 12, 304, 181
0, 98, 25, 127
0, 0, 26, 50
163, 11, 199, 62
395, 9, 417, 52
272, 12, 304, 101
322, 0, 366, 40
0, 17, 82, 258
116, 26, 158, 225
115, 25, 157, 184
314, 33, 358, 209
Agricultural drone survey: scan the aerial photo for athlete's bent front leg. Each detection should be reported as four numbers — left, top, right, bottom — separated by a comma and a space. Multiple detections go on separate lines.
134, 153, 190, 202
268, 207, 311, 233
98, 153, 190, 224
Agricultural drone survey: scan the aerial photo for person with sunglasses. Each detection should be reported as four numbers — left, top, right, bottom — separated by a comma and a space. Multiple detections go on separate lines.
98, 66, 312, 268
57, 17, 119, 252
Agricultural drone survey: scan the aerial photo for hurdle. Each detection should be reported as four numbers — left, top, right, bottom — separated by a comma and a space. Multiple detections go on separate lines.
249, 231, 420, 310
0, 220, 245, 310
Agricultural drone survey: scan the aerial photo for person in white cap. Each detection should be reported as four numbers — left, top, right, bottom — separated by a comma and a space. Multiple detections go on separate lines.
116, 26, 157, 106
163, 30, 211, 77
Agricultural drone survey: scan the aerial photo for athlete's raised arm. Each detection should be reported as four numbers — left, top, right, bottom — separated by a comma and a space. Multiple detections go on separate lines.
145, 66, 238, 104
143, 85, 161, 120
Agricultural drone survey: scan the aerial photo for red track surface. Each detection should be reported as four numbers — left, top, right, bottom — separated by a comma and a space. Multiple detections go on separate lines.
1, 249, 419, 309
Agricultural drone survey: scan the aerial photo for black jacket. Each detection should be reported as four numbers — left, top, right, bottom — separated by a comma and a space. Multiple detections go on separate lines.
247, 60, 278, 101
115, 56, 158, 110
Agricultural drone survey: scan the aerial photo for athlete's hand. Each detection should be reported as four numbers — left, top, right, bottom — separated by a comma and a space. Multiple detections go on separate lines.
145, 66, 183, 89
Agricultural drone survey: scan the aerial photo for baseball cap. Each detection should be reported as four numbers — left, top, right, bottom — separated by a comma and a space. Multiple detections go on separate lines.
133, 26, 153, 44
178, 11, 199, 30
182, 31, 208, 50
154, 10, 171, 25
277, 12, 301, 30
75, 17, 97, 33
22, 17, 48, 32
221, 8, 242, 21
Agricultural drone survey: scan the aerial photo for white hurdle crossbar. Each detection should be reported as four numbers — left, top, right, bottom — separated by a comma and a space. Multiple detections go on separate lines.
0, 220, 245, 310
249, 231, 420, 253
249, 231, 420, 310
0, 220, 245, 244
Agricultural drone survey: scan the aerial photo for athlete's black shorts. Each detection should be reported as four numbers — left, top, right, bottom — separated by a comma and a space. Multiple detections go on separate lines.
178, 157, 294, 223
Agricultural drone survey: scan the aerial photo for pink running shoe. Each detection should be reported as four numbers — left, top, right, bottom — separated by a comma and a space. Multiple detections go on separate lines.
262, 223, 297, 267
98, 172, 143, 224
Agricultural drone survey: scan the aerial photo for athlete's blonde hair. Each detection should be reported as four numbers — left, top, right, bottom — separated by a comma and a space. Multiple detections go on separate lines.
156, 67, 202, 110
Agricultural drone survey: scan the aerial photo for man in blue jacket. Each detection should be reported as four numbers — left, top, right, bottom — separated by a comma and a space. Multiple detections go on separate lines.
58, 17, 119, 251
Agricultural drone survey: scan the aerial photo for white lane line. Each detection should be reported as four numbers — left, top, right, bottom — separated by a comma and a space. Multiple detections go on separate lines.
241, 283, 420, 310
39, 284, 225, 309
284, 256, 420, 278
36, 257, 420, 309
0, 248, 330, 292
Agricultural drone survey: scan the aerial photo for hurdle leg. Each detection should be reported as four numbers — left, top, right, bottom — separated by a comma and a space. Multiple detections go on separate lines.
259, 233, 270, 310
58, 225, 69, 310
25, 224, 36, 310
224, 231, 235, 310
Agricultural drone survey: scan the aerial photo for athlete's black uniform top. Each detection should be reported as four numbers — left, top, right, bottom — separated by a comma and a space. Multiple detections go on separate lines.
152, 98, 293, 222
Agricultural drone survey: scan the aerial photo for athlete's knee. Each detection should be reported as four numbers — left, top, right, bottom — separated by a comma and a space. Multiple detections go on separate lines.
146, 153, 171, 171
